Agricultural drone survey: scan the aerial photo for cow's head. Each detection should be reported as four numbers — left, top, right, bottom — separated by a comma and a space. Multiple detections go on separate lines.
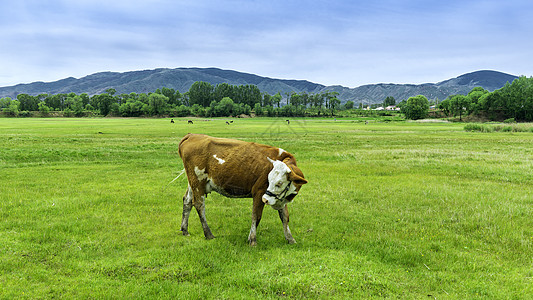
262, 157, 307, 210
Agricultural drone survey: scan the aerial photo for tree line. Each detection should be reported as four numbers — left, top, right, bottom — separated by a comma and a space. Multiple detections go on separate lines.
397, 76, 533, 121
0, 82, 344, 118
437, 76, 533, 122
2, 77, 531, 121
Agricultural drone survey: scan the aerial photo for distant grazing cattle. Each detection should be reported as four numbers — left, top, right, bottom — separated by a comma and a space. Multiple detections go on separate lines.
226, 121, 230, 125
286, 119, 290, 125
188, 120, 193, 124
178, 133, 307, 246
170, 119, 175, 123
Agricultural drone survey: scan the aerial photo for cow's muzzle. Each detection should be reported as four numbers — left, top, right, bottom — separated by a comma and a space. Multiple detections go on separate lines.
264, 183, 291, 203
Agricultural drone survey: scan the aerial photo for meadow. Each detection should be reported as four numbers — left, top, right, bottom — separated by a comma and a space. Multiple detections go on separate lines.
1, 117, 532, 299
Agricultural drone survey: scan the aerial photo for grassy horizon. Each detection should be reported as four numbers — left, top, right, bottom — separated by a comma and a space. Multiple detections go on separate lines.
1, 117, 532, 298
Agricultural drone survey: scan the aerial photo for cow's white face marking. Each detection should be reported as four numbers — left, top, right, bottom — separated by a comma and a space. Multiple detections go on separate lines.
213, 154, 225, 164
278, 148, 286, 156
194, 166, 208, 181
262, 158, 298, 210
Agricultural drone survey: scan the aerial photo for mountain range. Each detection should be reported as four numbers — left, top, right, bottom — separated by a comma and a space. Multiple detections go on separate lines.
0, 68, 519, 104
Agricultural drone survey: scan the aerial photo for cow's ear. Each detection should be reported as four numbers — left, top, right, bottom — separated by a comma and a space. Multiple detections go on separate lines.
289, 172, 308, 185
282, 156, 295, 166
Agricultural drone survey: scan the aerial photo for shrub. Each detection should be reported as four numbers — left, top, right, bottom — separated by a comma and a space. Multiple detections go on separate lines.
465, 123, 533, 133
63, 108, 73, 117
175, 105, 191, 117
18, 110, 32, 118
464, 123, 493, 133
503, 118, 516, 123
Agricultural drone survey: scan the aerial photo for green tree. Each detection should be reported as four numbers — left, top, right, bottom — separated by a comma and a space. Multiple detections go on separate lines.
158, 87, 181, 106
45, 94, 65, 110
324, 91, 339, 110
300, 92, 309, 107
190, 104, 205, 116
264, 105, 275, 116
438, 98, 452, 117
290, 93, 301, 106
175, 105, 191, 117
501, 76, 533, 121
216, 97, 235, 116
147, 93, 169, 116
17, 94, 39, 111
383, 96, 396, 107
64, 95, 85, 116
119, 100, 144, 117
262, 93, 272, 107
38, 101, 51, 116
242, 104, 252, 115
402, 95, 429, 120
254, 103, 263, 116
0, 97, 12, 109
105, 88, 117, 96
238, 85, 261, 107
272, 92, 282, 108
4, 99, 20, 116
449, 95, 472, 121
344, 101, 354, 110
330, 98, 341, 116
91, 94, 115, 116
189, 81, 214, 107
213, 83, 234, 102
80, 93, 90, 107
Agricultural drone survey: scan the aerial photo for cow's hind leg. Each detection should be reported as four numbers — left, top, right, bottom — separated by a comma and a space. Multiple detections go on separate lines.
278, 205, 296, 244
180, 186, 193, 236
194, 194, 215, 240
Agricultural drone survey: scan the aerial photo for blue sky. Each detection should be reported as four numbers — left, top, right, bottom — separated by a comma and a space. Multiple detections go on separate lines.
1, 0, 531, 88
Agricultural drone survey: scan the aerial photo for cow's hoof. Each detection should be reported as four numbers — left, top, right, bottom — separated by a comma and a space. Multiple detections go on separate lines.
287, 238, 296, 244
205, 234, 215, 240
249, 240, 257, 247
181, 230, 190, 236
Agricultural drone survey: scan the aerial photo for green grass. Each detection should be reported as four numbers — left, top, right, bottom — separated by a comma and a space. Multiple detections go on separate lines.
1, 117, 532, 298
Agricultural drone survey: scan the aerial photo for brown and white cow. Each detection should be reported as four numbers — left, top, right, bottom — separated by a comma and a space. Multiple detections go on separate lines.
178, 133, 307, 246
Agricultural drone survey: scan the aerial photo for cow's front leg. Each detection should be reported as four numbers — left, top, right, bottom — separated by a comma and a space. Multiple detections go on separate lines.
180, 186, 193, 236
248, 197, 265, 246
194, 195, 215, 240
278, 205, 296, 244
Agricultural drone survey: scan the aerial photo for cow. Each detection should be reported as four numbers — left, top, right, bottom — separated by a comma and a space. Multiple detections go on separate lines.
188, 120, 194, 124
178, 133, 307, 246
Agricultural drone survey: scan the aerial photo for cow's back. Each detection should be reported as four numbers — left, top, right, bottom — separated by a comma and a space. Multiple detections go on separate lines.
179, 134, 276, 195
179, 133, 250, 161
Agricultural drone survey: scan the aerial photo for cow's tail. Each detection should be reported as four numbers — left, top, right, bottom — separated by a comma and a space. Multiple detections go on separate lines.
169, 168, 186, 185
162, 168, 186, 191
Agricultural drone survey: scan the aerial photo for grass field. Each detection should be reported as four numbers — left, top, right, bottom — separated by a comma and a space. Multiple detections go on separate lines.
1, 117, 532, 299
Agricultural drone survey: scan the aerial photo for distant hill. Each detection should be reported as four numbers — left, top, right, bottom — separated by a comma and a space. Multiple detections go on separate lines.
0, 68, 519, 104
329, 70, 518, 105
